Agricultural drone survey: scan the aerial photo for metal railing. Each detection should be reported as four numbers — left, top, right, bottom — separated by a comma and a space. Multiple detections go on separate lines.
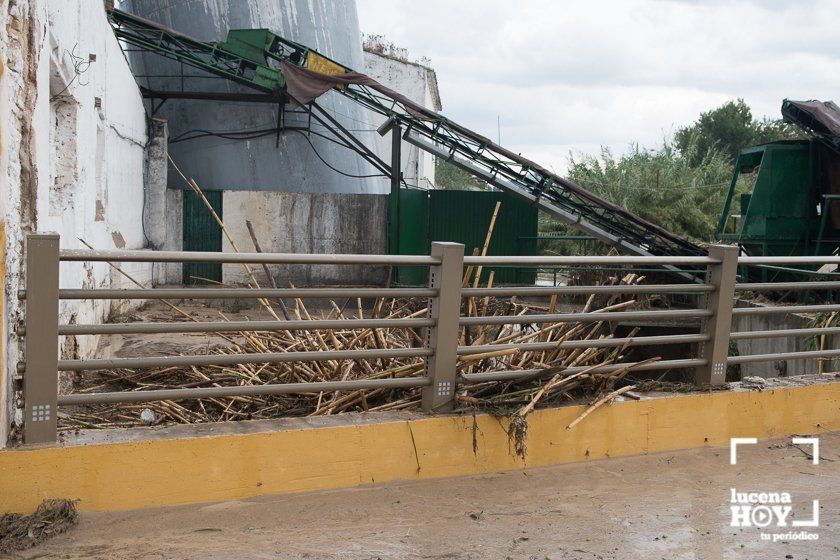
16, 234, 840, 444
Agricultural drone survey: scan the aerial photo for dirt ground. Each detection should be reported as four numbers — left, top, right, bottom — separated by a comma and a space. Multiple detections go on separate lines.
10, 432, 838, 560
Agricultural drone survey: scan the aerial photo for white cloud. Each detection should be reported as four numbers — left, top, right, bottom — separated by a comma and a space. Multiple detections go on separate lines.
356, 0, 840, 172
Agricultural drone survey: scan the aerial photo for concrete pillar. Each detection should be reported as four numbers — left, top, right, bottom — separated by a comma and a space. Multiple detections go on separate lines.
163, 189, 183, 285
145, 118, 168, 251
143, 119, 183, 285
143, 118, 183, 284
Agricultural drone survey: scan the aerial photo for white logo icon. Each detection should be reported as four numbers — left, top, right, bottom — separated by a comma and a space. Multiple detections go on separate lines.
729, 437, 821, 539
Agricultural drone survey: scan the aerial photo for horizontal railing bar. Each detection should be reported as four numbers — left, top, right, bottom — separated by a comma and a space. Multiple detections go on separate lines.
457, 334, 708, 355
730, 327, 840, 340
462, 256, 718, 265
58, 249, 440, 265
739, 256, 840, 264
461, 284, 713, 297
43, 287, 437, 301
491, 266, 707, 276
735, 281, 840, 292
57, 347, 431, 372
57, 376, 431, 406
459, 309, 712, 326
731, 304, 840, 316
738, 263, 840, 278
728, 348, 840, 365
460, 359, 707, 384
59, 318, 436, 336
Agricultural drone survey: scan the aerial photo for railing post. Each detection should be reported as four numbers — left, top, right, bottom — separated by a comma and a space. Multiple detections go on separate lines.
422, 242, 464, 413
695, 244, 738, 386
23, 233, 60, 444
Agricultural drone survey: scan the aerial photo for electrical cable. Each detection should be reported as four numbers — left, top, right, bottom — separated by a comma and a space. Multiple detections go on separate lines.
50, 44, 93, 101
169, 128, 387, 179
290, 129, 386, 179
168, 124, 387, 179
304, 128, 409, 185
166, 120, 375, 144
169, 127, 281, 144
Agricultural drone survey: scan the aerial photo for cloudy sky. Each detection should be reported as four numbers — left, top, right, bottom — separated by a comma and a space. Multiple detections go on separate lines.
356, 0, 840, 173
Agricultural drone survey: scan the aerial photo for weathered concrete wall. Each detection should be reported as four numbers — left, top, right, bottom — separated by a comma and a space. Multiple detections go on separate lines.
145, 119, 169, 252
0, 0, 49, 448
0, 0, 154, 444
732, 302, 840, 377
222, 191, 388, 286
363, 49, 441, 189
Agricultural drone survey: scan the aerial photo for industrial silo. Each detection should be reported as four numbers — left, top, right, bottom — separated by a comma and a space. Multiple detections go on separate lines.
122, 0, 387, 195
120, 0, 390, 286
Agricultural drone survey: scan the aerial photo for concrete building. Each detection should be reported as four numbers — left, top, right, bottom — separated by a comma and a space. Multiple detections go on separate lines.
363, 39, 442, 190
0, 0, 444, 445
123, 0, 387, 196
122, 1, 443, 288
122, 0, 393, 287
0, 0, 159, 444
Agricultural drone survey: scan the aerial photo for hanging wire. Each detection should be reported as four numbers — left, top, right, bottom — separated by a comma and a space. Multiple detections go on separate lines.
167, 123, 388, 180
50, 44, 94, 101
290, 129, 386, 179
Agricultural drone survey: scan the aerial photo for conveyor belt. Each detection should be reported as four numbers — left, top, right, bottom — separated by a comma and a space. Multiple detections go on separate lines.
108, 8, 706, 258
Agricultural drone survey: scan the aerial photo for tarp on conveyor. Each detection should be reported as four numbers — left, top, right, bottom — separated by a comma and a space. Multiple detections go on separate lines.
782, 99, 840, 153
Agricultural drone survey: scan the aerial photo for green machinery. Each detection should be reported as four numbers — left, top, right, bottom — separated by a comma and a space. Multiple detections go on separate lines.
107, 7, 704, 262
112, 9, 840, 285
717, 100, 840, 279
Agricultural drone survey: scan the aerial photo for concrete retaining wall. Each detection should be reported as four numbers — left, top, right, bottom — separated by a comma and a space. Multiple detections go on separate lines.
2, 380, 837, 513
221, 191, 389, 286
732, 302, 840, 377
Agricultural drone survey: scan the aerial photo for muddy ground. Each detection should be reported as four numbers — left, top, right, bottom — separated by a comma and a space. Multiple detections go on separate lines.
11, 432, 839, 560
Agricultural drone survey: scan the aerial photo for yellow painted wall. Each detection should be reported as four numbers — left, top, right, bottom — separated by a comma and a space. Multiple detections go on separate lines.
1, 383, 838, 513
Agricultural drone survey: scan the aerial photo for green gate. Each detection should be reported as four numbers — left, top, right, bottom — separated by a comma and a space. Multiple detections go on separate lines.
182, 190, 223, 284
395, 190, 537, 285
396, 189, 430, 285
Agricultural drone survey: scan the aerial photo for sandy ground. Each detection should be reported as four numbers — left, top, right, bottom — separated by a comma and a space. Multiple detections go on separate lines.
11, 432, 838, 560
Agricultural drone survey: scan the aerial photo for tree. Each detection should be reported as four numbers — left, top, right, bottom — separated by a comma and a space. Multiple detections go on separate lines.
564, 135, 733, 242
675, 99, 804, 165
536, 99, 807, 250
753, 117, 803, 146
434, 158, 489, 191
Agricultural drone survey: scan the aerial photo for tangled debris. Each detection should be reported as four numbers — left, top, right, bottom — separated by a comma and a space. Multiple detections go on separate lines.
60, 167, 674, 442
0, 499, 78, 554
61, 272, 663, 435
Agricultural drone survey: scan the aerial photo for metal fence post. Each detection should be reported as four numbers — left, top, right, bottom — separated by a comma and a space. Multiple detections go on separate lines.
696, 244, 738, 386
23, 233, 60, 444
421, 242, 464, 412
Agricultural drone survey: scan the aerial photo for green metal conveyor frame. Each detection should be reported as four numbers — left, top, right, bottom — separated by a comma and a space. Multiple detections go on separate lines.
108, 8, 706, 261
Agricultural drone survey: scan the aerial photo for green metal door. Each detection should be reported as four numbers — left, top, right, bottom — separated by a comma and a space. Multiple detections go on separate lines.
428, 191, 537, 284
182, 190, 223, 284
392, 189, 538, 285
396, 189, 430, 285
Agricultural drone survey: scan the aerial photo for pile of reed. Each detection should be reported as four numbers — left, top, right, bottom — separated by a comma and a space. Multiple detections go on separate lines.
60, 271, 658, 431
60, 161, 661, 432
